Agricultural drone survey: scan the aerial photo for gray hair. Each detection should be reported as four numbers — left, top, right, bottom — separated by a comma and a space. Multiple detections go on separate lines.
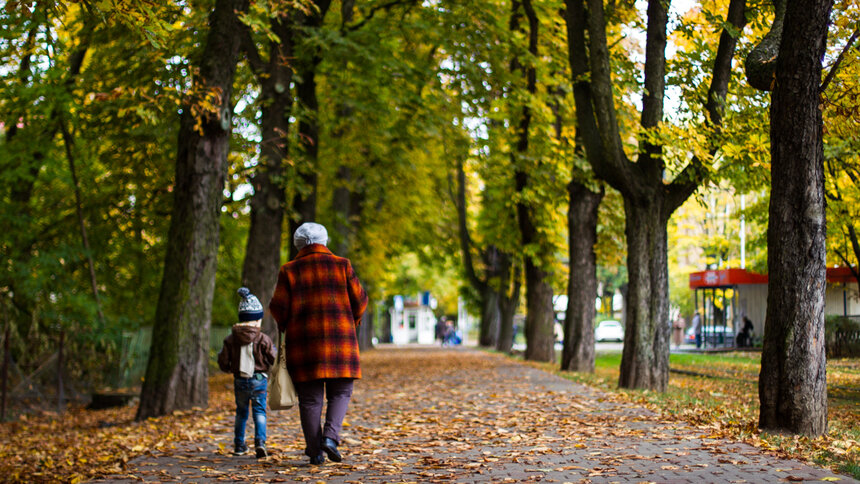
293, 222, 328, 250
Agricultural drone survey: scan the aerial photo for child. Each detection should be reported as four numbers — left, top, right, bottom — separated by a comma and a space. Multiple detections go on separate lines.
218, 287, 276, 458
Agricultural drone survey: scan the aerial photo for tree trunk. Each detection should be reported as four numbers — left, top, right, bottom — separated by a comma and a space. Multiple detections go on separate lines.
523, 260, 555, 361
455, 157, 500, 348
241, 18, 293, 338
563, 0, 746, 390
497, 259, 521, 354
758, 0, 831, 437
136, 0, 248, 420
358, 303, 374, 351
288, 0, 332, 261
332, 0, 356, 258
332, 165, 353, 256
511, 0, 554, 362
479, 285, 501, 347
618, 199, 671, 390
561, 182, 603, 372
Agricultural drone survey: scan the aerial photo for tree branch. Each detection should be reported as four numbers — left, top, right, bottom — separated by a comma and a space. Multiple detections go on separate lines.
637, 0, 670, 179
666, 0, 747, 212
239, 24, 265, 80
582, 0, 635, 193
744, 0, 786, 91
344, 0, 419, 33
564, 0, 605, 173
846, 225, 860, 278
59, 114, 105, 324
456, 159, 485, 292
821, 27, 859, 93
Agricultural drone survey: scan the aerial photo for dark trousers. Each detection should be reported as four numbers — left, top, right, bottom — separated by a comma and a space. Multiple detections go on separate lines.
294, 378, 354, 457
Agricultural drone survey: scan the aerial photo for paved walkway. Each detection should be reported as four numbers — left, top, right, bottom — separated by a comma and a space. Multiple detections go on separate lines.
95, 347, 856, 483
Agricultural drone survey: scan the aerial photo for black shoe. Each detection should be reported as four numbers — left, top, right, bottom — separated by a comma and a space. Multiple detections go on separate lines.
310, 453, 325, 465
255, 446, 268, 459
232, 444, 248, 456
321, 437, 342, 462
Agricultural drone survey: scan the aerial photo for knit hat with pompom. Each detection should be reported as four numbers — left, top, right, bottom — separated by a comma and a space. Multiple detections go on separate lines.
237, 287, 264, 322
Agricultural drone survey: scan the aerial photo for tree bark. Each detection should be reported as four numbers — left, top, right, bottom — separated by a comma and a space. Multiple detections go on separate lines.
563, 0, 746, 389
240, 17, 293, 338
455, 158, 501, 348
288, 0, 333, 261
523, 260, 555, 361
480, 283, 501, 347
561, 182, 603, 372
357, 302, 374, 351
136, 0, 248, 420
512, 0, 555, 362
497, 256, 521, 354
758, 0, 831, 437
744, 0, 786, 91
332, 0, 356, 258
618, 199, 672, 390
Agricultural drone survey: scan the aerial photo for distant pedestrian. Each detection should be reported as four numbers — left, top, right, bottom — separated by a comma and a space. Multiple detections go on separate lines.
269, 223, 368, 466
672, 315, 686, 348
736, 316, 754, 348
436, 317, 447, 344
218, 287, 276, 459
692, 311, 703, 349
442, 320, 461, 346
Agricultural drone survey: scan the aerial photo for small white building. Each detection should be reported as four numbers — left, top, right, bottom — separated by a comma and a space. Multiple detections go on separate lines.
390, 302, 437, 344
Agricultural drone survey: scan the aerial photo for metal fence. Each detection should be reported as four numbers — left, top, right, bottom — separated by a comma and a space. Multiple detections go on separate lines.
114, 326, 233, 389
826, 315, 860, 358
0, 325, 233, 420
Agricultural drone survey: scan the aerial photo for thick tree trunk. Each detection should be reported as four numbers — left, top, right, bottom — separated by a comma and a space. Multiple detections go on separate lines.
455, 157, 500, 348
564, 0, 745, 390
288, 0, 332, 261
758, 0, 831, 437
497, 256, 521, 354
332, 0, 356, 258
512, 0, 554, 362
241, 19, 293, 338
358, 303, 374, 351
479, 285, 501, 348
618, 199, 671, 390
561, 182, 603, 372
332, 165, 353, 256
523, 260, 555, 362
136, 0, 248, 420
288, 68, 320, 261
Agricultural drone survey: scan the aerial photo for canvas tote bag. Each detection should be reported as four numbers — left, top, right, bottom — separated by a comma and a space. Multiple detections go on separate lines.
268, 331, 298, 410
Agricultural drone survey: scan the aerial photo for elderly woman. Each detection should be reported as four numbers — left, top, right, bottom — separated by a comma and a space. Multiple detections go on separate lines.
269, 223, 368, 465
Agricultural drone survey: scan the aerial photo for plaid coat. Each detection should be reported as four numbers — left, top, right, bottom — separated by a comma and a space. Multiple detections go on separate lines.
268, 244, 368, 382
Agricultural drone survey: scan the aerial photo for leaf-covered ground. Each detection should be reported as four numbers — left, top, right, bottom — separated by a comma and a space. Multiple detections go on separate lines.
1, 347, 857, 483
535, 350, 860, 480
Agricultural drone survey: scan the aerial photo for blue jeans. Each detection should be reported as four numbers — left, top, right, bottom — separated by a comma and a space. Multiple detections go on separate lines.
234, 374, 268, 448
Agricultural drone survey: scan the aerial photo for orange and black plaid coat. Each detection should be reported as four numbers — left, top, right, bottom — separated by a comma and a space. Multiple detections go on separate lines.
268, 244, 368, 383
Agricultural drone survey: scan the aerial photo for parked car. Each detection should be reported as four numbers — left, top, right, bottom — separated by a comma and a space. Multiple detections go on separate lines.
685, 326, 735, 345
595, 320, 624, 342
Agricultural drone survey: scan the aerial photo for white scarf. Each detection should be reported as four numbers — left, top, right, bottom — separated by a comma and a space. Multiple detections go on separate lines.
236, 320, 261, 378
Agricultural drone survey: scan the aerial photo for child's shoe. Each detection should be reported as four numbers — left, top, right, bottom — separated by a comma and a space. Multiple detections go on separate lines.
233, 444, 249, 456
255, 446, 268, 459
